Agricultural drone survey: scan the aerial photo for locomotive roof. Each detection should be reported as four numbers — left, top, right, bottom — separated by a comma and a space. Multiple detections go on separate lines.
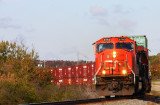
93, 36, 135, 44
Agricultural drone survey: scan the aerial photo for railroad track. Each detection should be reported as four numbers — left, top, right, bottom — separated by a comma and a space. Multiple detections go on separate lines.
20, 94, 160, 105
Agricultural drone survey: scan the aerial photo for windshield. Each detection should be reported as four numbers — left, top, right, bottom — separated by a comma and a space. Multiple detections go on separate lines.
97, 43, 114, 53
116, 43, 134, 51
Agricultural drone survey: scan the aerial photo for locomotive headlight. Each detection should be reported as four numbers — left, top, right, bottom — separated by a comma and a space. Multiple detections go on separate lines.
113, 51, 116, 58
113, 55, 116, 58
122, 70, 127, 75
102, 70, 106, 75
113, 51, 116, 55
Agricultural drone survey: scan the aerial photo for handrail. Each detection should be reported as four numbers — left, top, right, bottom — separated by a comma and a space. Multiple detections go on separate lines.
126, 55, 135, 84
94, 55, 103, 84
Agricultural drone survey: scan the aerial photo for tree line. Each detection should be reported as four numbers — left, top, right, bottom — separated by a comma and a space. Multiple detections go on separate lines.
37, 60, 94, 68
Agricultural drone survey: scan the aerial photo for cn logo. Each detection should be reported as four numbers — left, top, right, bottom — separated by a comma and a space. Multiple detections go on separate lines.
103, 60, 126, 70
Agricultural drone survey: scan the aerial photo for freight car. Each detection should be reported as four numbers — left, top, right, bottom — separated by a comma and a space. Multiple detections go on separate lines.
94, 35, 151, 96
38, 63, 96, 85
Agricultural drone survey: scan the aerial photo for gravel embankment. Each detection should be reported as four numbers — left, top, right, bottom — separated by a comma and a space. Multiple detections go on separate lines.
83, 99, 159, 105
152, 81, 160, 92
152, 85, 160, 91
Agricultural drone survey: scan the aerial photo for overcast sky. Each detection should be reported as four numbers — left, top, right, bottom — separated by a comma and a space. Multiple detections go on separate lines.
0, 0, 160, 61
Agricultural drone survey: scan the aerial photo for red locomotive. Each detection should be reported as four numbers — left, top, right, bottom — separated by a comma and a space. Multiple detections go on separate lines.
94, 36, 151, 96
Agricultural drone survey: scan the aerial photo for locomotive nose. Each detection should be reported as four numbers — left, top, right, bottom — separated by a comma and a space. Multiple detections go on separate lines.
101, 50, 130, 76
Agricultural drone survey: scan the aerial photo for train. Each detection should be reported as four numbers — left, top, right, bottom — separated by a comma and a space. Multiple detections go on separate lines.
38, 35, 151, 96
93, 35, 151, 96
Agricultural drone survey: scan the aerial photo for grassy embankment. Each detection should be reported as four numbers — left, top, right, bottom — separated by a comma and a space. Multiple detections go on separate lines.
150, 79, 160, 96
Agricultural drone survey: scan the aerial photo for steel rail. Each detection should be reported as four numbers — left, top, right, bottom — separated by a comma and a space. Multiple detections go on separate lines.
19, 94, 151, 105
19, 98, 105, 105
19, 94, 160, 105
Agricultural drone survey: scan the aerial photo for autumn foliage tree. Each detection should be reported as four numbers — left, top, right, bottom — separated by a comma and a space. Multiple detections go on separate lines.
0, 40, 39, 104
0, 40, 39, 80
149, 53, 160, 79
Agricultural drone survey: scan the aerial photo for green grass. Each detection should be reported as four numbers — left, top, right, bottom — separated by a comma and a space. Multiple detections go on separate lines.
152, 79, 160, 82
152, 83, 160, 86
152, 79, 160, 86
150, 90, 160, 96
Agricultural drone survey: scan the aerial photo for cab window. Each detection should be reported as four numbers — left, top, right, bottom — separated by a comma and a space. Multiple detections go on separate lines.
116, 42, 134, 51
97, 43, 114, 53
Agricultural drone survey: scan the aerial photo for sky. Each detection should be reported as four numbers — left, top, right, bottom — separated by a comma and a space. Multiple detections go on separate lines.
0, 0, 160, 61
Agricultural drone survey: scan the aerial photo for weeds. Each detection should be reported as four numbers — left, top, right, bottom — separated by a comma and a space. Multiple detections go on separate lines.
150, 90, 160, 96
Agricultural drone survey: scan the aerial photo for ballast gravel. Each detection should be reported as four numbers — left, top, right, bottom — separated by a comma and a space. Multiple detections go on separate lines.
84, 99, 159, 105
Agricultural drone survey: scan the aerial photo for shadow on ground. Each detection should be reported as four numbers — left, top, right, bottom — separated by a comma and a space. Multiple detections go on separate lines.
136, 95, 160, 104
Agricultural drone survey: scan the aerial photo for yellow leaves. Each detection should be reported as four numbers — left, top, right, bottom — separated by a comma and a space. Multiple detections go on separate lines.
0, 40, 40, 104
0, 40, 39, 82
0, 72, 16, 82
149, 54, 160, 79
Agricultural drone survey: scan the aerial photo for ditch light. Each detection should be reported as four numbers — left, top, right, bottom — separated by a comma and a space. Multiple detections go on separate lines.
102, 70, 106, 75
122, 70, 127, 75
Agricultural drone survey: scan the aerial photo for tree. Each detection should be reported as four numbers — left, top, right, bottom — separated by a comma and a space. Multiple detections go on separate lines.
149, 54, 160, 79
0, 40, 40, 104
0, 40, 39, 81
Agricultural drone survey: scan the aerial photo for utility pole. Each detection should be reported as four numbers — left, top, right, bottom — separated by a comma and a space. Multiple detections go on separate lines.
77, 52, 79, 65
77, 52, 89, 64
44, 60, 45, 68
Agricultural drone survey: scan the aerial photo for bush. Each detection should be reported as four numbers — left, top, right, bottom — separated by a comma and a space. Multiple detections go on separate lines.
35, 84, 97, 103
0, 81, 39, 105
36, 85, 82, 102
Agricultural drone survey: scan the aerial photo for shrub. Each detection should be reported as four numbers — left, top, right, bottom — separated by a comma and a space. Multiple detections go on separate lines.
0, 81, 38, 105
